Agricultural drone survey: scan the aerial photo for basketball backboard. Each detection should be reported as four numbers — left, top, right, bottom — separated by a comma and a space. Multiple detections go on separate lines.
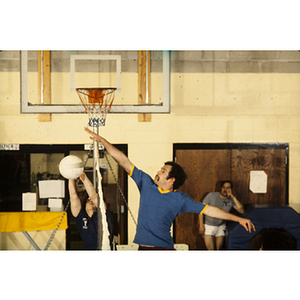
20, 50, 170, 114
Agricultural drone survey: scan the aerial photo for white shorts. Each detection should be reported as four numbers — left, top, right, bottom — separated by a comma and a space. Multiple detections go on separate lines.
204, 224, 226, 237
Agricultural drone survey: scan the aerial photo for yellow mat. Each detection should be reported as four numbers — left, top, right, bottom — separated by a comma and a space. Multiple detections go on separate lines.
0, 212, 68, 232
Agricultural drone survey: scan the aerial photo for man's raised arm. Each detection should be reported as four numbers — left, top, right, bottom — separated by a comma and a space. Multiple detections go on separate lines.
84, 127, 133, 174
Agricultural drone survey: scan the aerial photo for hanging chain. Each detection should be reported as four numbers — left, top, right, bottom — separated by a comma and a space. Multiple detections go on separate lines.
103, 151, 137, 226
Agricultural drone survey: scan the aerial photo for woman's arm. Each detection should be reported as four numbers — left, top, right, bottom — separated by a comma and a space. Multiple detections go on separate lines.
79, 172, 100, 207
68, 179, 81, 217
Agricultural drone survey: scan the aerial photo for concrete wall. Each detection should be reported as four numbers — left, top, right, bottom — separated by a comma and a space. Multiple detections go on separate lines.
0, 50, 299, 242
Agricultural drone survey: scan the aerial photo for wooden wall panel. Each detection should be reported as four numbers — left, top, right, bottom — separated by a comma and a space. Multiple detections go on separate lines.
174, 149, 231, 249
138, 50, 151, 122
231, 149, 286, 205
38, 50, 51, 122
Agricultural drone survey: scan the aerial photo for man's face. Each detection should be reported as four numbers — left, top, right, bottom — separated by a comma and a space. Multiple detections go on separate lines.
154, 164, 173, 188
220, 182, 232, 198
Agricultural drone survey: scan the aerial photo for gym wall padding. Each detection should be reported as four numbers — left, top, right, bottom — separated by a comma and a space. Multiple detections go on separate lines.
226, 204, 300, 250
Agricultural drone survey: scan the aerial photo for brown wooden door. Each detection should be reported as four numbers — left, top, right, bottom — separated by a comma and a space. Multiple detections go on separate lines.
174, 149, 231, 250
174, 145, 288, 250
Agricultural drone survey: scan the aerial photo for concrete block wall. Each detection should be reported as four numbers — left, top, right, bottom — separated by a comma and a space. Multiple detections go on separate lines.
0, 50, 299, 242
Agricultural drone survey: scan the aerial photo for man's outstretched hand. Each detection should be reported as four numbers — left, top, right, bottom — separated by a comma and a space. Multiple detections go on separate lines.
239, 218, 256, 233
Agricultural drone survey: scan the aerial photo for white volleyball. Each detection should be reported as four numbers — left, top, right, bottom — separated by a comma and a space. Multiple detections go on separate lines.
59, 155, 84, 179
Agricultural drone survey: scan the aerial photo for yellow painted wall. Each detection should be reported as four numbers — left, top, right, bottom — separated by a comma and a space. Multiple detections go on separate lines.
1, 69, 300, 243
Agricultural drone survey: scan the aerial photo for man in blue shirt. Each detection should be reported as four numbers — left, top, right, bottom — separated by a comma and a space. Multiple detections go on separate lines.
84, 127, 255, 250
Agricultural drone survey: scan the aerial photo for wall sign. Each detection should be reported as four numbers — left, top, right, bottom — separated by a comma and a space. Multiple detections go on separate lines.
250, 170, 268, 193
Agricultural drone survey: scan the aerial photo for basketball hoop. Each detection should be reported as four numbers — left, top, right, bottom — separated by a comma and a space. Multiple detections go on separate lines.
76, 88, 116, 127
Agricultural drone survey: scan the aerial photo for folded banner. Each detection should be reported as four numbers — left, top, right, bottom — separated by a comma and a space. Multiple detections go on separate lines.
0, 212, 68, 232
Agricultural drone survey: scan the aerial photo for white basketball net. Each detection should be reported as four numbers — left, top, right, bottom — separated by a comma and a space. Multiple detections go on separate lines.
76, 88, 116, 127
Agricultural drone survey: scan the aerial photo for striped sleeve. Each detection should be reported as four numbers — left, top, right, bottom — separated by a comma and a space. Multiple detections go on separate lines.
129, 164, 135, 177
200, 204, 209, 215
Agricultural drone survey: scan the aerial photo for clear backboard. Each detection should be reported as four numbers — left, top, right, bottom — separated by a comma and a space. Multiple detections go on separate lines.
20, 50, 170, 114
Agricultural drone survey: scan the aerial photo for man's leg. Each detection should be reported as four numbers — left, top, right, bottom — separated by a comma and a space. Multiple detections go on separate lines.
215, 224, 226, 250
204, 235, 215, 250
215, 236, 224, 250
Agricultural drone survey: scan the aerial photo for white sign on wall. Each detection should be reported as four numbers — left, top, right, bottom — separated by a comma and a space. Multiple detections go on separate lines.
249, 170, 268, 193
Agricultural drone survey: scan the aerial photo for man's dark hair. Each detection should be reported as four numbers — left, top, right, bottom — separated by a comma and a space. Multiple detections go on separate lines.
250, 228, 296, 250
220, 180, 233, 189
164, 161, 187, 190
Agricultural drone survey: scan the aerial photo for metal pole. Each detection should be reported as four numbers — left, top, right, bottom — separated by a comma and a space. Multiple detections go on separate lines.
22, 231, 41, 250
93, 126, 103, 250
93, 126, 98, 190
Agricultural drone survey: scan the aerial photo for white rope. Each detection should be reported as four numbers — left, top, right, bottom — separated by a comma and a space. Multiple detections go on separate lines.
95, 146, 111, 250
